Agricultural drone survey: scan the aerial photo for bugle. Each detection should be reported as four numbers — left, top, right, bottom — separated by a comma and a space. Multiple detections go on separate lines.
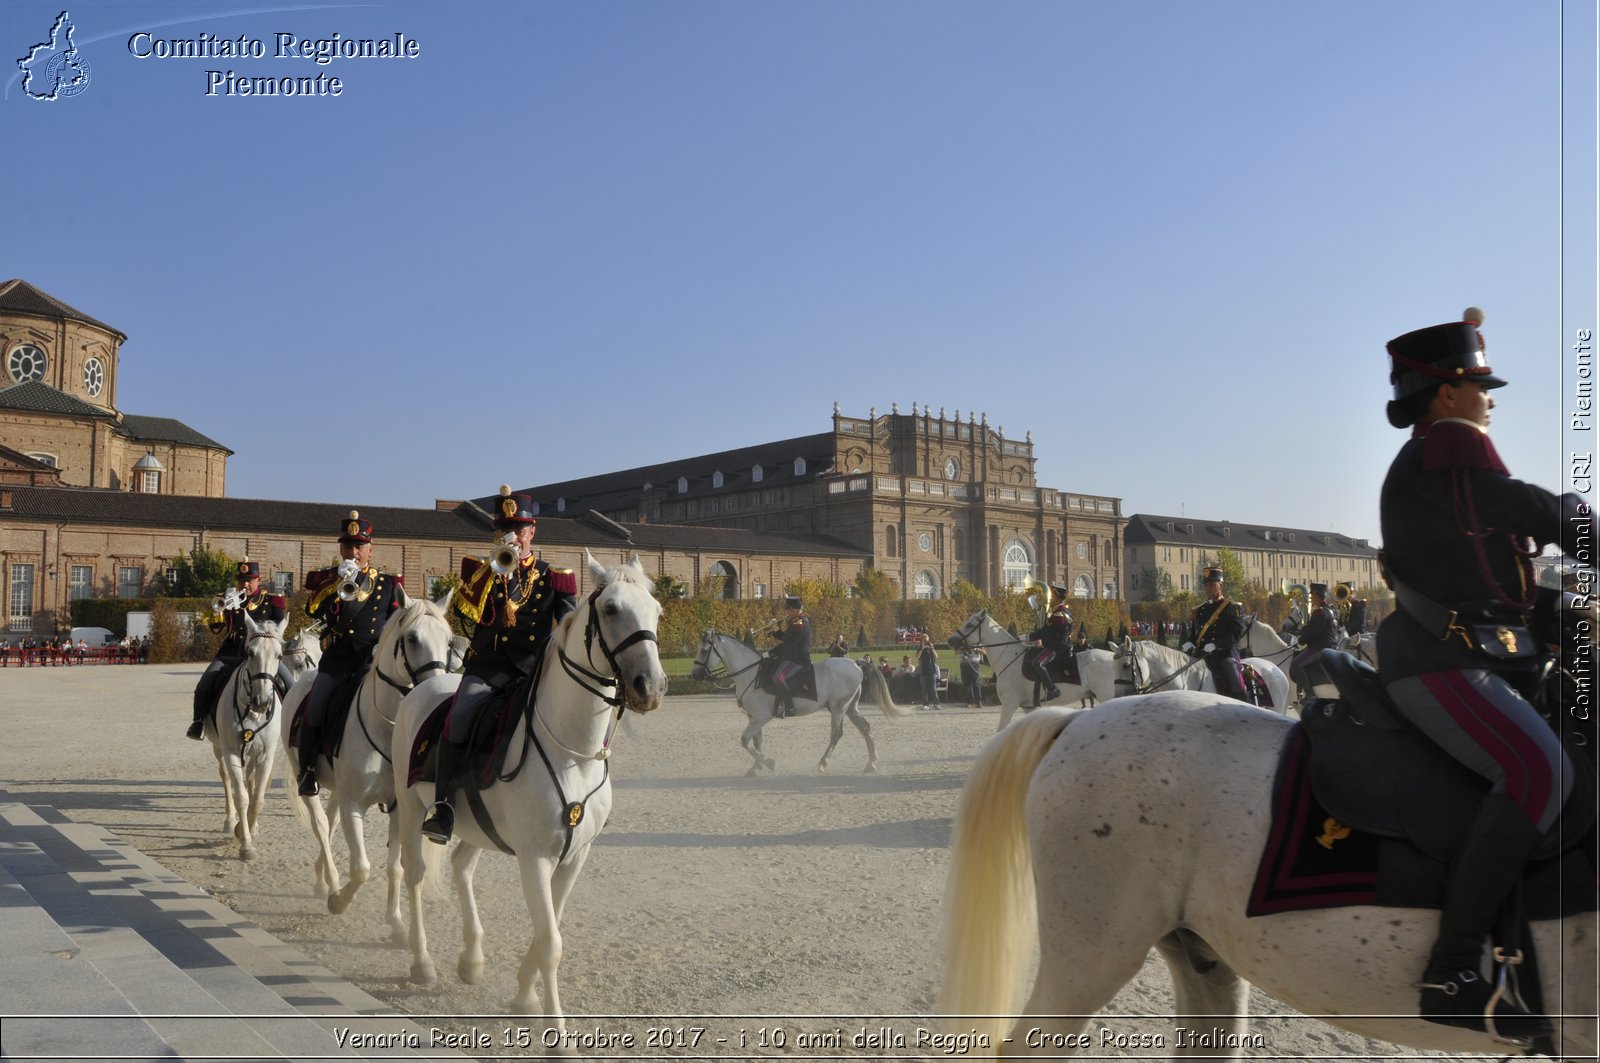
490, 543, 520, 577
337, 572, 369, 602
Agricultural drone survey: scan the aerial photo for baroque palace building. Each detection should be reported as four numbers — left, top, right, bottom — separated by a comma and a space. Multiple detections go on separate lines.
507, 403, 1129, 601
1123, 513, 1382, 602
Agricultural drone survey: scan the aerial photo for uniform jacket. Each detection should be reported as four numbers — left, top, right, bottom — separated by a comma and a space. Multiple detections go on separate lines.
1190, 596, 1245, 661
1298, 604, 1342, 653
305, 566, 405, 676
453, 554, 578, 681
1027, 607, 1073, 653
1377, 419, 1589, 682
768, 615, 812, 667
212, 591, 287, 658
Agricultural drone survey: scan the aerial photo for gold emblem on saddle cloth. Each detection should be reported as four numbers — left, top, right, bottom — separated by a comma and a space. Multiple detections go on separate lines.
565, 801, 585, 828
1495, 626, 1518, 654
1316, 817, 1351, 850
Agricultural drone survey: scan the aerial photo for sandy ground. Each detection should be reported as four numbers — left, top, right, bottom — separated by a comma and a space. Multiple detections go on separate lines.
0, 664, 1426, 1061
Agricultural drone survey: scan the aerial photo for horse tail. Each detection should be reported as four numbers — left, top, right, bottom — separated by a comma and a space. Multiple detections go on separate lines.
864, 664, 914, 717
939, 706, 1077, 1048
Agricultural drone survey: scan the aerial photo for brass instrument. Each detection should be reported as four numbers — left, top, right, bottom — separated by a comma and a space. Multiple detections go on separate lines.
1333, 582, 1357, 625
1022, 576, 1050, 618
490, 543, 520, 577
337, 571, 370, 602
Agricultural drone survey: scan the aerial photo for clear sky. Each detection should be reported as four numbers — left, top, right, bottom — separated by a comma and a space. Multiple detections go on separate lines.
5, 1, 1595, 548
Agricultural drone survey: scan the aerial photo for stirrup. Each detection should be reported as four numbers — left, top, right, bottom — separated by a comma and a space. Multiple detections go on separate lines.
296, 767, 319, 797
186, 720, 205, 741
1418, 967, 1552, 1046
421, 802, 454, 845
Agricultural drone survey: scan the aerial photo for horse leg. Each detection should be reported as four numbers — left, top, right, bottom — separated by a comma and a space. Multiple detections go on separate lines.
1153, 930, 1251, 1058
395, 787, 437, 985
511, 853, 565, 1032
217, 757, 239, 837
739, 719, 770, 777
536, 847, 595, 1056
383, 812, 405, 944
245, 741, 273, 834
452, 842, 487, 984
328, 796, 371, 915
844, 698, 878, 773
221, 755, 258, 860
816, 709, 847, 774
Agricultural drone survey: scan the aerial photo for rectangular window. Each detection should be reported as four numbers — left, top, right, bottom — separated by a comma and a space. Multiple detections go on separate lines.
140, 470, 161, 493
754, 583, 767, 600
10, 564, 35, 630
118, 566, 143, 598
69, 564, 94, 601
271, 571, 294, 595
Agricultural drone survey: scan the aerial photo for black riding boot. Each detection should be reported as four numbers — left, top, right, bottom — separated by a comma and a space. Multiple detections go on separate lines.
421, 739, 462, 844
1040, 684, 1062, 705
774, 687, 794, 719
1419, 793, 1553, 1044
296, 724, 320, 796
188, 672, 215, 740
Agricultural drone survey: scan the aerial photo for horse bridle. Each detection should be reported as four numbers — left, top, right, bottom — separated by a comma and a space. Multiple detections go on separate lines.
1116, 641, 1206, 695
231, 630, 282, 745
557, 586, 659, 711
353, 612, 451, 763
698, 632, 762, 691
949, 611, 1029, 681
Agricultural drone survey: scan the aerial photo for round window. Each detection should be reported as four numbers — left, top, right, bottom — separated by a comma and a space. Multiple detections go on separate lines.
1076, 542, 1088, 560
83, 357, 104, 397
943, 457, 959, 481
8, 344, 46, 384
918, 532, 933, 552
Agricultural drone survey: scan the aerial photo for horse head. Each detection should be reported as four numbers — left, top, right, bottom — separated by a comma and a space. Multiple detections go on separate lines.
240, 612, 286, 712
948, 609, 991, 650
377, 589, 455, 691
690, 628, 719, 680
582, 551, 667, 714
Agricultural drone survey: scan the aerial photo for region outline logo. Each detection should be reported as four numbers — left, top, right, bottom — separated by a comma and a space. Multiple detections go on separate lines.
17, 10, 91, 101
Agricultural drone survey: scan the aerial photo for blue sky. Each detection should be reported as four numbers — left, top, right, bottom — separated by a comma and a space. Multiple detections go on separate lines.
4, 0, 1594, 548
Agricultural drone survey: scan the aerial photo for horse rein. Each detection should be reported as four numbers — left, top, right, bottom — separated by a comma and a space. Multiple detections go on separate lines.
549, 585, 659, 759
1117, 642, 1206, 695
355, 612, 451, 764
950, 615, 1028, 681
231, 630, 283, 745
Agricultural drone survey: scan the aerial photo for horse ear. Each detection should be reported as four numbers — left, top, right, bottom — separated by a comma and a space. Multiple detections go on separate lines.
585, 548, 607, 587
395, 583, 411, 608
626, 554, 647, 577
434, 586, 454, 612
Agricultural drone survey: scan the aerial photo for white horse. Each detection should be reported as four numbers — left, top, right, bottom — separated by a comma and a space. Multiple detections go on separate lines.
202, 613, 287, 862
283, 589, 455, 936
1237, 618, 1302, 671
390, 552, 667, 1031
939, 695, 1597, 1058
946, 609, 1121, 730
1114, 636, 1293, 714
281, 626, 323, 683
690, 629, 912, 777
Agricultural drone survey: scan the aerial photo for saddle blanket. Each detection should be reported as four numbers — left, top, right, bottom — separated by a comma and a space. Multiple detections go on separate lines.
405, 688, 525, 791
1247, 728, 1593, 919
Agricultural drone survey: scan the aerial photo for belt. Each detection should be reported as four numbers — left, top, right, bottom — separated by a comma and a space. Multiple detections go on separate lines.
1393, 577, 1527, 641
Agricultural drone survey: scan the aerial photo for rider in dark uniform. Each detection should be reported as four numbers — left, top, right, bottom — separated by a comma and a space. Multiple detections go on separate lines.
765, 596, 811, 718
1338, 582, 1369, 640
421, 487, 578, 844
1288, 582, 1341, 700
186, 559, 289, 740
1185, 567, 1247, 700
1378, 308, 1585, 1040
1026, 586, 1074, 703
294, 511, 406, 796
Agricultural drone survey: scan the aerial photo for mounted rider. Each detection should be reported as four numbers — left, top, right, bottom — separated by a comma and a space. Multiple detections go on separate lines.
421, 486, 577, 844
763, 596, 811, 719
186, 559, 289, 740
1288, 582, 1341, 700
1377, 308, 1588, 1039
1025, 583, 1075, 703
1337, 581, 1369, 642
294, 511, 406, 796
1184, 567, 1247, 700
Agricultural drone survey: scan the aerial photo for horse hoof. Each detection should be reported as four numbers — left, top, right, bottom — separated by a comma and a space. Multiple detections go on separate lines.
814, 765, 828, 775
239, 846, 257, 862
764, 758, 776, 771
744, 767, 759, 778
327, 891, 352, 915
863, 765, 878, 774
408, 961, 437, 985
458, 957, 485, 985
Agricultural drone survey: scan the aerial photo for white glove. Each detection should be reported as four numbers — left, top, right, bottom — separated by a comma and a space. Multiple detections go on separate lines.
1181, 642, 1195, 653
1203, 642, 1216, 654
500, 531, 518, 547
222, 588, 243, 611
337, 558, 360, 581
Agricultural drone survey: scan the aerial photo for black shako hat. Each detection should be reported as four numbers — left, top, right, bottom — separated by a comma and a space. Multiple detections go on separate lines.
1386, 307, 1506, 427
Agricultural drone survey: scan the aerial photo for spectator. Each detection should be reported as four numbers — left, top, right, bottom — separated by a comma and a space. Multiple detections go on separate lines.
959, 647, 985, 708
916, 635, 941, 710
828, 633, 850, 658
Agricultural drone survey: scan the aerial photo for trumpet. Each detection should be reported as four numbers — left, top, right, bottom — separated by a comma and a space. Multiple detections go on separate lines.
337, 572, 369, 602
490, 543, 520, 577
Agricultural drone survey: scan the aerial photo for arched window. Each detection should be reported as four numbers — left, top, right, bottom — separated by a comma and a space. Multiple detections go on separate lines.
913, 570, 940, 600
793, 457, 806, 476
1102, 580, 1117, 599
712, 471, 724, 488
707, 560, 739, 599
752, 465, 763, 483
677, 477, 688, 494
1002, 539, 1033, 591
1073, 574, 1093, 598
884, 524, 898, 558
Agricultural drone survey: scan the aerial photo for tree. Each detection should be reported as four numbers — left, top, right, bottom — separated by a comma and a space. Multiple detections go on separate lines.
653, 574, 688, 600
1201, 547, 1248, 590
850, 568, 897, 604
1141, 567, 1173, 601
163, 545, 237, 598
947, 579, 985, 603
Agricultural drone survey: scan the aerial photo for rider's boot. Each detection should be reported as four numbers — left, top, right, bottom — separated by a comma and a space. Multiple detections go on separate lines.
1040, 684, 1062, 705
296, 724, 320, 797
1418, 793, 1553, 1044
774, 685, 794, 719
421, 738, 462, 844
187, 676, 211, 740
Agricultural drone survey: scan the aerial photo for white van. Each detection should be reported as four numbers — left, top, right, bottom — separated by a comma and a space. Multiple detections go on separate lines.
68, 626, 117, 648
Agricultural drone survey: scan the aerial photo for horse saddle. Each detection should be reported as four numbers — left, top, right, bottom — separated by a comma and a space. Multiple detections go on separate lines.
1239, 664, 1273, 710
1297, 651, 1593, 866
288, 671, 362, 760
405, 680, 530, 793
759, 660, 817, 702
1023, 647, 1081, 688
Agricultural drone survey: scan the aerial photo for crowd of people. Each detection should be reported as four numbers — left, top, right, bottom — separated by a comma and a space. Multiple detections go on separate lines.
0, 635, 149, 666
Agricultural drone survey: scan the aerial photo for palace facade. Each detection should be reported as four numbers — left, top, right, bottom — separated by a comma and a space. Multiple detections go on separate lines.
509, 403, 1129, 601
1123, 513, 1382, 601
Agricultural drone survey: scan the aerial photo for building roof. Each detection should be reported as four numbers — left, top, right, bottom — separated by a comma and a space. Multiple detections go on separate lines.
119, 414, 231, 452
0, 279, 125, 339
504, 431, 838, 512
0, 380, 110, 418
0, 486, 870, 558
1124, 513, 1377, 554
